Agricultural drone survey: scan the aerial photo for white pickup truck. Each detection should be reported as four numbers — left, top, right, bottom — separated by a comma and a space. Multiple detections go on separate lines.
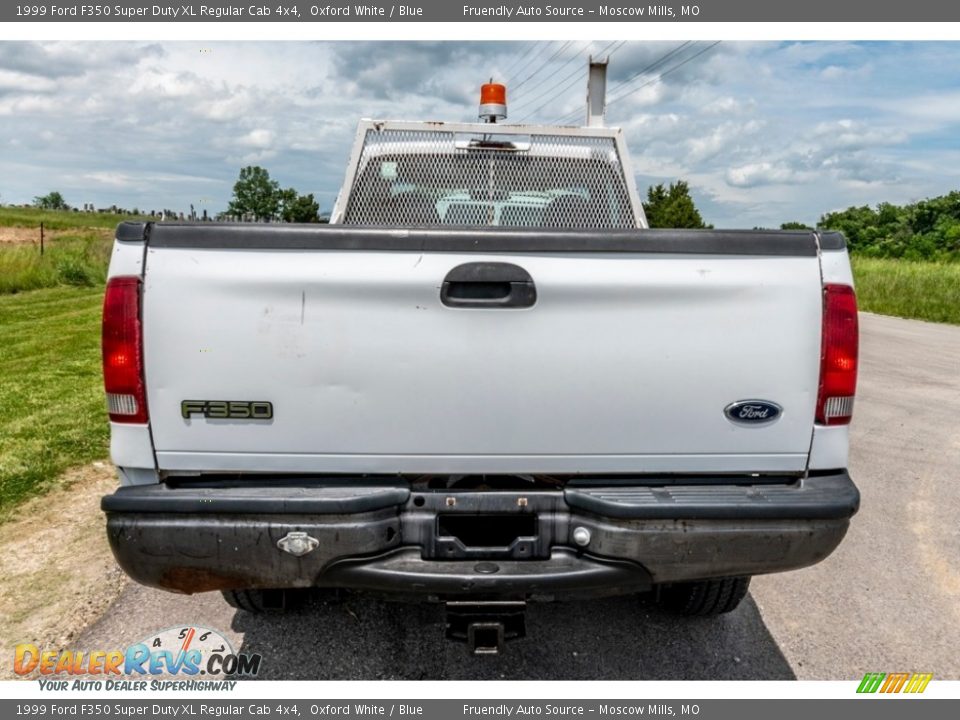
101, 89, 860, 653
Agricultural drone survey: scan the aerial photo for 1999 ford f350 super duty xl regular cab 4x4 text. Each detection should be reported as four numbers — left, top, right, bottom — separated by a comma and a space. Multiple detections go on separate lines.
100, 81, 860, 654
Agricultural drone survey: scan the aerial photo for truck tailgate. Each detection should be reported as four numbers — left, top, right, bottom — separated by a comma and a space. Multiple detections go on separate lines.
141, 226, 823, 475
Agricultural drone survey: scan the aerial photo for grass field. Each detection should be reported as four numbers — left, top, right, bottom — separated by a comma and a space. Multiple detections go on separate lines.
852, 257, 960, 325
0, 232, 112, 294
0, 287, 109, 517
0, 206, 149, 231
0, 207, 134, 295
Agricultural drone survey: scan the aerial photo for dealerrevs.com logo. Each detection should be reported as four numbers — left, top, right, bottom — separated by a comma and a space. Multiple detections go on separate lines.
14, 626, 261, 688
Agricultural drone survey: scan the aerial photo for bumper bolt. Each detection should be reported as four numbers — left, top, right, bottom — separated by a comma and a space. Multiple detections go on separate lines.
572, 527, 591, 547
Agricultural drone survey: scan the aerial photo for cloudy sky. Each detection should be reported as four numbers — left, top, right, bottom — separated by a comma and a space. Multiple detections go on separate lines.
2, 40, 959, 226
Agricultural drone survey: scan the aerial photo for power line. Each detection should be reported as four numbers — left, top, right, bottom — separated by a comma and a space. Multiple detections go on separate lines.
552, 40, 717, 125
553, 40, 689, 124
510, 41, 594, 113
607, 40, 628, 59
511, 40, 619, 115
517, 74, 588, 123
604, 41, 693, 100
510, 40, 574, 92
606, 41, 721, 108
514, 40, 623, 124
504, 42, 554, 87
500, 42, 539, 82
515, 45, 619, 124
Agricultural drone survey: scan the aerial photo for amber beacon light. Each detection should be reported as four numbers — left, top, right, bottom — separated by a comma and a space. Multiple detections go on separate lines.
479, 81, 507, 122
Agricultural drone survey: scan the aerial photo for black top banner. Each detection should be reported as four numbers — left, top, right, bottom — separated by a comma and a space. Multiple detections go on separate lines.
6, 1, 960, 22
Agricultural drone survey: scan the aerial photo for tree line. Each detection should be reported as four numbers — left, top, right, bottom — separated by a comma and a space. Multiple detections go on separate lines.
28, 169, 960, 260
645, 182, 960, 261
816, 192, 960, 261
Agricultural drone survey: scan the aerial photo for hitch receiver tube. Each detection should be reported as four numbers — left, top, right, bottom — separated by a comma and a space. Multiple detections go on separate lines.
445, 601, 526, 655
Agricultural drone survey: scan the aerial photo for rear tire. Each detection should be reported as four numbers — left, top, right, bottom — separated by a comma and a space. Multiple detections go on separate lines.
221, 588, 308, 613
655, 576, 751, 616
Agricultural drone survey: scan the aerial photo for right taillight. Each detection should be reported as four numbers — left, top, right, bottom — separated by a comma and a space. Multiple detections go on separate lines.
102, 276, 148, 424
816, 284, 859, 425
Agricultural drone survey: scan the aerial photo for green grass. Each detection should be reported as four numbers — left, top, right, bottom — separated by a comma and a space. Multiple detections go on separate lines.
0, 206, 149, 231
852, 256, 960, 325
0, 232, 112, 294
0, 287, 109, 517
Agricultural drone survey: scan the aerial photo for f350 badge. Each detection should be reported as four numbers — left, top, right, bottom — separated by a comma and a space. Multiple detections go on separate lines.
181, 400, 273, 420
724, 400, 782, 426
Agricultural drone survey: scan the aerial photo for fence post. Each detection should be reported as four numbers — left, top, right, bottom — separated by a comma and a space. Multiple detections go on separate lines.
40, 222, 44, 256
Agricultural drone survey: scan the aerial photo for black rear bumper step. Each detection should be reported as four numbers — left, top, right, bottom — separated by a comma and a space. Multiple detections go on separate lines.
101, 482, 409, 514
564, 471, 858, 520
102, 471, 857, 521
101, 472, 857, 594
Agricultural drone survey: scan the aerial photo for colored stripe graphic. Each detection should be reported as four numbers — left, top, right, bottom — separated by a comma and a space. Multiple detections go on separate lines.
857, 672, 933, 694
857, 673, 885, 693
905, 673, 934, 693
881, 672, 909, 693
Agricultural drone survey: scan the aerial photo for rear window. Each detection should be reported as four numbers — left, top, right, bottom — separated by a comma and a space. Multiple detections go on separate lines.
341, 130, 636, 229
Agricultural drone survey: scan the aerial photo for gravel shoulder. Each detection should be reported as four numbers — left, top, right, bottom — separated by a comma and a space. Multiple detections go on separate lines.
0, 463, 128, 679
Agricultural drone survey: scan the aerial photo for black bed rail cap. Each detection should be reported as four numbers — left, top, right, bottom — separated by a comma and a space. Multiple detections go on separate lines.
115, 221, 150, 243
147, 223, 819, 257
818, 231, 847, 250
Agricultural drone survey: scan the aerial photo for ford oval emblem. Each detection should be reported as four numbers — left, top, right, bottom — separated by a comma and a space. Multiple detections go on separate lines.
724, 400, 782, 426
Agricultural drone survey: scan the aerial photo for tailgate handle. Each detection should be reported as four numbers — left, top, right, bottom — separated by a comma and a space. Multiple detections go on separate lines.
441, 262, 537, 309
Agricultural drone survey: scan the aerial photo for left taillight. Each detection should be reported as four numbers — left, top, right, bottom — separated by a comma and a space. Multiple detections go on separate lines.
816, 283, 859, 426
102, 276, 148, 424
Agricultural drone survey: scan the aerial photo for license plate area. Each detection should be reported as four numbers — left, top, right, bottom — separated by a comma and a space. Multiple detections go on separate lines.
408, 491, 565, 561
435, 514, 539, 559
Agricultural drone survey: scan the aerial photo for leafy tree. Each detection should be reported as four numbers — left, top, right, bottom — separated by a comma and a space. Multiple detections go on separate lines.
228, 166, 280, 221
33, 191, 69, 211
279, 189, 320, 223
780, 221, 812, 230
643, 181, 709, 229
819, 190, 960, 260
275, 187, 297, 218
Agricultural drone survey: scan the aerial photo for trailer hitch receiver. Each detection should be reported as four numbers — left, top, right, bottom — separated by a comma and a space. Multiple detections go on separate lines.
445, 601, 526, 655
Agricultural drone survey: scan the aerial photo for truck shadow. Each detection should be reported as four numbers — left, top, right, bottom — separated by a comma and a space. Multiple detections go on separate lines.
231, 591, 796, 680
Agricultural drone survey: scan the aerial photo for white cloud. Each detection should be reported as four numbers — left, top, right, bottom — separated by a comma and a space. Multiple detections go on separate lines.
726, 162, 808, 188
238, 129, 275, 149
881, 91, 960, 124
0, 40, 956, 227
819, 63, 873, 80
0, 69, 56, 92
83, 171, 132, 187
701, 96, 752, 115
811, 119, 907, 149
686, 119, 764, 164
0, 94, 58, 116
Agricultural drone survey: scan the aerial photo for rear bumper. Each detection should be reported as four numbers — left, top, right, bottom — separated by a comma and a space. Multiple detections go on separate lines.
102, 471, 858, 597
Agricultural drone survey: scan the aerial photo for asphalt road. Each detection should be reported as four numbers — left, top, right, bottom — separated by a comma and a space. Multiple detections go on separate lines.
77, 312, 960, 680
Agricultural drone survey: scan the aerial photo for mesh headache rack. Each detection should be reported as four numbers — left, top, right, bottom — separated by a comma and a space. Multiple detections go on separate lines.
332, 120, 645, 229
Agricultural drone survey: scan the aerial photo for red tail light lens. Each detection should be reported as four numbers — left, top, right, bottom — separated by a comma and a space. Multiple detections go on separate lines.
102, 276, 148, 424
816, 284, 859, 425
